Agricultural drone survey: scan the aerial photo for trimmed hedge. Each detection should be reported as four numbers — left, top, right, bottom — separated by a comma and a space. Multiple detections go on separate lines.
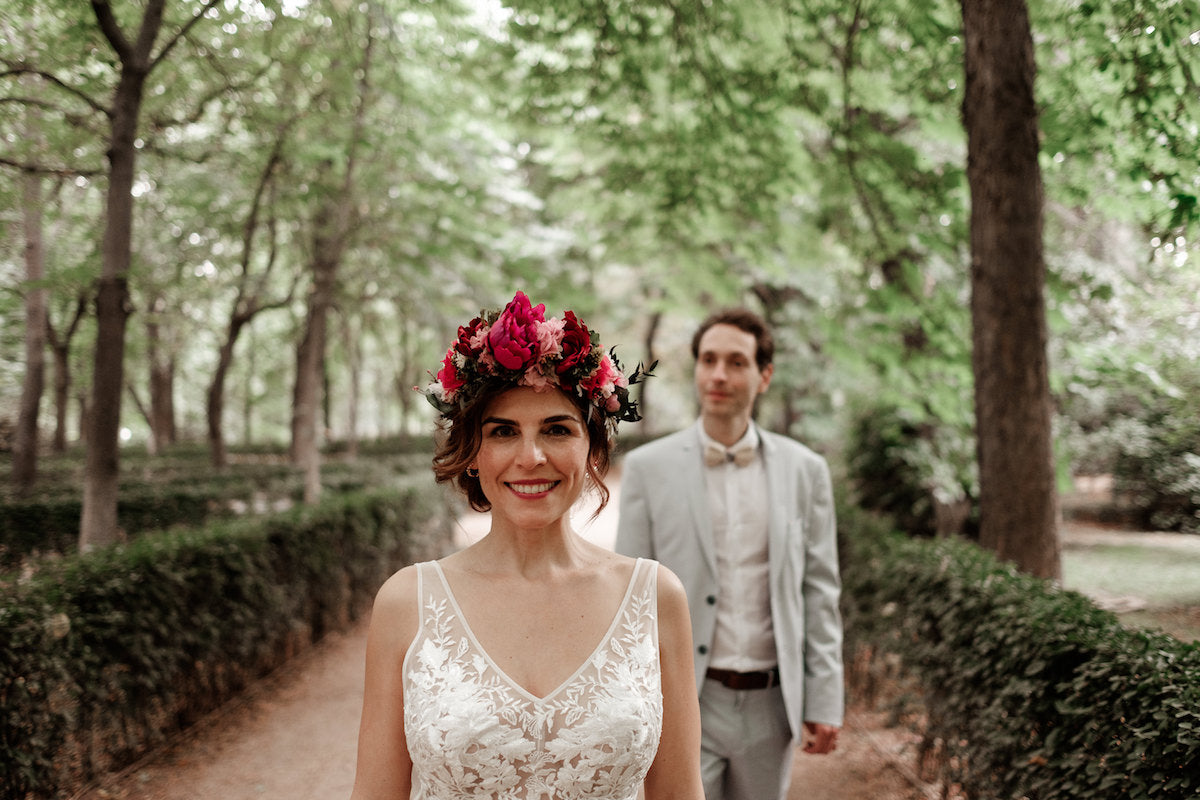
840, 511, 1200, 799
0, 454, 429, 569
0, 478, 453, 800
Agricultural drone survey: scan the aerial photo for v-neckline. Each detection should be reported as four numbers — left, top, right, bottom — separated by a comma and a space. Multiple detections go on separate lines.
429, 558, 643, 703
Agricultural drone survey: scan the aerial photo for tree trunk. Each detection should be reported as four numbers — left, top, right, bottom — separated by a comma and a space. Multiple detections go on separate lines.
51, 339, 71, 453
341, 316, 361, 460
962, 0, 1061, 579
207, 330, 239, 469
80, 1, 160, 551
146, 304, 177, 451
47, 294, 87, 454
639, 309, 662, 434
291, 257, 336, 504
12, 169, 48, 495
126, 383, 155, 454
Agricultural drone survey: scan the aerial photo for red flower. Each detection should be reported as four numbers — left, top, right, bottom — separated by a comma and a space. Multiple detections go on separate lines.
436, 348, 464, 395
488, 291, 545, 371
454, 317, 488, 358
580, 352, 619, 397
556, 311, 592, 375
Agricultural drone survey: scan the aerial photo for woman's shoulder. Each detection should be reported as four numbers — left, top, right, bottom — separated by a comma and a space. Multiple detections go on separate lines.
365, 564, 425, 655
644, 560, 686, 606
373, 562, 424, 614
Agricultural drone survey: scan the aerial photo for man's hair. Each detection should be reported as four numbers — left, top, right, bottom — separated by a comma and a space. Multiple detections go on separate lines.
690, 308, 775, 370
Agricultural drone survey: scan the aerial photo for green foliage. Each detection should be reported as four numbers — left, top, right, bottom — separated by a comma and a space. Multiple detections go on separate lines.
1109, 370, 1200, 533
843, 399, 978, 537
1035, 0, 1200, 237
0, 478, 451, 800
841, 509, 1200, 799
1059, 355, 1200, 532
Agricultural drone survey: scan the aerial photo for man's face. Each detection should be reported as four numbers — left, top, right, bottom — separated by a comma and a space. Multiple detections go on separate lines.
693, 323, 773, 426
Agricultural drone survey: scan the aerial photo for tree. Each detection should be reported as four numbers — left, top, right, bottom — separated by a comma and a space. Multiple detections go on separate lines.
962, 0, 1060, 579
73, 0, 226, 549
286, 11, 375, 504
206, 130, 295, 469
11, 161, 47, 494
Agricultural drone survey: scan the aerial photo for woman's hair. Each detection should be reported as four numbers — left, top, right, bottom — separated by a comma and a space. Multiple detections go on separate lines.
431, 388, 613, 514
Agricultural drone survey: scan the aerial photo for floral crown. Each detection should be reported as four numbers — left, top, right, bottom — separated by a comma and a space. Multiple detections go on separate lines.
420, 291, 653, 426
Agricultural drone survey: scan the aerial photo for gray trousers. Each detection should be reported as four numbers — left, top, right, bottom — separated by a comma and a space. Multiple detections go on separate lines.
698, 677, 794, 800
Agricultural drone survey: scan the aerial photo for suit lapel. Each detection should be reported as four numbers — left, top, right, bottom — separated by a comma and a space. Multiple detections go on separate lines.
761, 427, 789, 592
680, 423, 719, 577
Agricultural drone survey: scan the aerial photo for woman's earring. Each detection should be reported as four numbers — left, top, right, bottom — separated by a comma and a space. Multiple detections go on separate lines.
466, 467, 479, 478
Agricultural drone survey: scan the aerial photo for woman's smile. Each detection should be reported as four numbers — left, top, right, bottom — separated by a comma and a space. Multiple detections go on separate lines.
507, 480, 560, 497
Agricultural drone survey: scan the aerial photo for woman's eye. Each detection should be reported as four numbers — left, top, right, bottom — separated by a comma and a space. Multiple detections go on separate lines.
487, 425, 516, 437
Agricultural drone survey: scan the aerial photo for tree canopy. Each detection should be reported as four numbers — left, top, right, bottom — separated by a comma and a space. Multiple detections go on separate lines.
1, 0, 1197, 564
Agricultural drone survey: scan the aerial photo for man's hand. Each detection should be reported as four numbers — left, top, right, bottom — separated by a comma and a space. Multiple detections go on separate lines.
801, 721, 840, 754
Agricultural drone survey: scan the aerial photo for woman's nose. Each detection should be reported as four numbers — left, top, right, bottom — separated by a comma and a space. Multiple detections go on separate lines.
516, 435, 547, 466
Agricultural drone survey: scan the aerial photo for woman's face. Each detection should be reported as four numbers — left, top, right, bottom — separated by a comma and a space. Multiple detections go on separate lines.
473, 386, 590, 532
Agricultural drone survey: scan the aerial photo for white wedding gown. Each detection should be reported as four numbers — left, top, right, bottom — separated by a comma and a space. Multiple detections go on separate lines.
404, 558, 663, 800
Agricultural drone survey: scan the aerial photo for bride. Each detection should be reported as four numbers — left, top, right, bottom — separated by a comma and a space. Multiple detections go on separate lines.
349, 291, 703, 800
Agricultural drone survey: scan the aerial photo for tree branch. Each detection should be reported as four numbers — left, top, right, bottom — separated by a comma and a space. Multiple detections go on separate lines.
90, 0, 133, 62
0, 66, 111, 117
0, 156, 103, 178
150, 0, 223, 70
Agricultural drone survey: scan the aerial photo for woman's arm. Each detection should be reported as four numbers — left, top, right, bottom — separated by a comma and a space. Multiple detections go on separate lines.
348, 566, 419, 800
643, 564, 705, 800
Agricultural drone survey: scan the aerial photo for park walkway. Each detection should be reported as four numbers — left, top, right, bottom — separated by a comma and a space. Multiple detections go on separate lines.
77, 474, 937, 800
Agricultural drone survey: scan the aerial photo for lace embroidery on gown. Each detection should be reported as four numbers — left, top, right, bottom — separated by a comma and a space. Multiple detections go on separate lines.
404, 558, 663, 800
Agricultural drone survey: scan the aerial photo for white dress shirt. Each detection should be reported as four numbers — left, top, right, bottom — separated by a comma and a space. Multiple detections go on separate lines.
699, 425, 778, 673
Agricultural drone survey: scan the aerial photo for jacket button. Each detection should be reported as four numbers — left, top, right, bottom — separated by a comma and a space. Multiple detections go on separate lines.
697, 644, 708, 655
706, 595, 716, 605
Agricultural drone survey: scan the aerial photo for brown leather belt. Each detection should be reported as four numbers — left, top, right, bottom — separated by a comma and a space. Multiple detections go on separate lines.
705, 666, 780, 690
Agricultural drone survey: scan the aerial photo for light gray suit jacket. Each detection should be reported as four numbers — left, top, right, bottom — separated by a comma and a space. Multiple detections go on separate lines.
615, 421, 844, 737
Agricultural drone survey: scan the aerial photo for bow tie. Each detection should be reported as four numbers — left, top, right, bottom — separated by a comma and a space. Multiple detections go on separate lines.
704, 442, 757, 468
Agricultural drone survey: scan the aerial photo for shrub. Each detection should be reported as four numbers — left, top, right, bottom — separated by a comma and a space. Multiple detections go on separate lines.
0, 478, 452, 800
844, 401, 979, 538
1058, 355, 1200, 532
839, 510, 1200, 799
0, 451, 429, 570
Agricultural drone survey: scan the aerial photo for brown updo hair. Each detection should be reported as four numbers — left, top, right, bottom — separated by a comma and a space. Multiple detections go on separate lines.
431, 386, 614, 515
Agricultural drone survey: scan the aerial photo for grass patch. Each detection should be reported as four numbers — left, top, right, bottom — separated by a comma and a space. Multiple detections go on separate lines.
1063, 540, 1200, 641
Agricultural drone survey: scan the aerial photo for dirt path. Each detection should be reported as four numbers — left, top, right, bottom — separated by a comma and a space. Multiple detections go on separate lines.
78, 611, 934, 800
79, 474, 937, 800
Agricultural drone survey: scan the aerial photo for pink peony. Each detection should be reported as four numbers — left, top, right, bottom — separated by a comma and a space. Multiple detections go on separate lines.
519, 367, 557, 392
488, 291, 545, 371
537, 317, 565, 360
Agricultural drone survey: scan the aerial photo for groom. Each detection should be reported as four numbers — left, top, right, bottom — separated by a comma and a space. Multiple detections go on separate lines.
615, 308, 843, 800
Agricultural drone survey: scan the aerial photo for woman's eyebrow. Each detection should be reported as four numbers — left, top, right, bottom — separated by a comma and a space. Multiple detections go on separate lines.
482, 414, 580, 426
